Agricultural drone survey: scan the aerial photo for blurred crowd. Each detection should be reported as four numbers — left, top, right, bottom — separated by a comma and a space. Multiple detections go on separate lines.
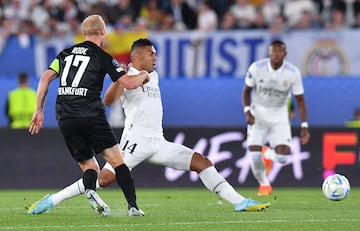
1, 0, 360, 46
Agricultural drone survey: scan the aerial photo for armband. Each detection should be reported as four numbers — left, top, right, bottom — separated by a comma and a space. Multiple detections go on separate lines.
244, 106, 250, 113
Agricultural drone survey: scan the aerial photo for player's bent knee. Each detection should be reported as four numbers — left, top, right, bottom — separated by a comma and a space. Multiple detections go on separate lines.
98, 169, 117, 187
191, 153, 213, 172
274, 154, 288, 164
250, 152, 262, 161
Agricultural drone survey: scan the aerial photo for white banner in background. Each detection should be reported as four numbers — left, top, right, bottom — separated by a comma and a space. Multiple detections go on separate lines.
149, 29, 360, 78
34, 30, 360, 78
34, 35, 74, 77
285, 30, 355, 77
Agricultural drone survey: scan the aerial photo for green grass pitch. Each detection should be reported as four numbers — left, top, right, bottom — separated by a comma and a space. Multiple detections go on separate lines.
0, 187, 359, 231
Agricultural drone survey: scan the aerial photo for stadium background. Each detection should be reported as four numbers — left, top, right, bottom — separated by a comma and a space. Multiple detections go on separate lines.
0, 30, 359, 188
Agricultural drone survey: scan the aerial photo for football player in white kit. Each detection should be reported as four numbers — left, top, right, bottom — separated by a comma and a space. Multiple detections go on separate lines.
242, 40, 310, 196
28, 38, 270, 215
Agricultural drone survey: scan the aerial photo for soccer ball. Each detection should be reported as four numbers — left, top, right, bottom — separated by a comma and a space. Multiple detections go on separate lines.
322, 174, 350, 201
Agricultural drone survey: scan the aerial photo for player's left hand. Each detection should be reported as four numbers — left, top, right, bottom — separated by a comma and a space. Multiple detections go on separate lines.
300, 128, 310, 144
140, 70, 150, 85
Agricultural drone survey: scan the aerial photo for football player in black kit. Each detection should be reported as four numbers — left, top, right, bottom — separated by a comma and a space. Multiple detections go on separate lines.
28, 14, 149, 217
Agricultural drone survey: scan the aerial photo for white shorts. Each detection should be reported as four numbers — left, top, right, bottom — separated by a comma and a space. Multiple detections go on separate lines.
246, 118, 292, 148
103, 131, 194, 173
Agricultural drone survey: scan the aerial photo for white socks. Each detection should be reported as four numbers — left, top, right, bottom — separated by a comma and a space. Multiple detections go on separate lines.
199, 166, 245, 205
52, 167, 248, 206
250, 151, 270, 186
51, 178, 100, 206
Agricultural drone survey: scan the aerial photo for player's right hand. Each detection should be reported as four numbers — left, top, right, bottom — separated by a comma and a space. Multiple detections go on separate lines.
300, 128, 310, 145
245, 112, 255, 125
29, 111, 44, 135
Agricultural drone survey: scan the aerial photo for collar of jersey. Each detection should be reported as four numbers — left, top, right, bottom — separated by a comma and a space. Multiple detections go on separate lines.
267, 60, 285, 73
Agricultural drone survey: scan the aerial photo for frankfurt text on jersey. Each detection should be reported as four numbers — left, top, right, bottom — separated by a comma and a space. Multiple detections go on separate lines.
58, 87, 89, 96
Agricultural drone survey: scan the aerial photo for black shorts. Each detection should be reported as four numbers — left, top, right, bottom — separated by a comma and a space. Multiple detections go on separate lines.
58, 116, 118, 162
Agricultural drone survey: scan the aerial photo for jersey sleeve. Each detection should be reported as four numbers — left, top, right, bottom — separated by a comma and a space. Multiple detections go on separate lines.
48, 57, 60, 74
291, 68, 304, 96
102, 52, 126, 82
245, 63, 256, 87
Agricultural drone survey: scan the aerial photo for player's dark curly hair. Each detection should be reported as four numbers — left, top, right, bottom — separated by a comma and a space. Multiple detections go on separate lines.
270, 40, 286, 49
130, 38, 153, 56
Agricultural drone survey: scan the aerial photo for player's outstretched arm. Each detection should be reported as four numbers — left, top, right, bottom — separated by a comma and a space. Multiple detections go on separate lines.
103, 81, 124, 106
242, 85, 255, 125
29, 69, 57, 135
117, 70, 149, 90
295, 94, 310, 144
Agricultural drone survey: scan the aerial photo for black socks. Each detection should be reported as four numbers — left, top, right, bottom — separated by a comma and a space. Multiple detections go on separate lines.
115, 164, 137, 209
83, 169, 97, 191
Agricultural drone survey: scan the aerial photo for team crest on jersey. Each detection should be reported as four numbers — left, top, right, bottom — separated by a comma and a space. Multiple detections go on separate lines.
112, 59, 125, 72
302, 40, 348, 76
112, 58, 120, 68
283, 80, 289, 87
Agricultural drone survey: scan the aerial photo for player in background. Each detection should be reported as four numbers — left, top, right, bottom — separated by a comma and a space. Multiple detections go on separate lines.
28, 15, 149, 216
5, 72, 36, 128
242, 40, 310, 196
261, 96, 296, 174
28, 38, 270, 215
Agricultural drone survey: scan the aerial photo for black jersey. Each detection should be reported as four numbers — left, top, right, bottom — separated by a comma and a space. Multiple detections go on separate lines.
49, 41, 126, 120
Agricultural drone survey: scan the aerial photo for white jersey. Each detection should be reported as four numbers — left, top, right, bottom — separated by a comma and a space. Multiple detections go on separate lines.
105, 67, 194, 172
121, 67, 163, 137
245, 58, 304, 122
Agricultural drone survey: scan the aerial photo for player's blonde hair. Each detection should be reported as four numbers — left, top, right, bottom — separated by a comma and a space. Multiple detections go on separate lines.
82, 15, 105, 36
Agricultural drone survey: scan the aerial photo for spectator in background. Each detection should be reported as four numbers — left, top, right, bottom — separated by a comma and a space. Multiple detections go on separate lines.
325, 0, 348, 30
197, 0, 218, 31
261, 0, 281, 26
345, 108, 360, 128
352, 5, 360, 28
187, 0, 218, 77
250, 0, 264, 8
55, 0, 85, 34
5, 72, 36, 129
249, 7, 269, 29
4, 0, 360, 36
158, 11, 176, 31
164, 0, 197, 30
292, 10, 321, 29
38, 15, 70, 39
269, 14, 287, 35
3, 0, 36, 48
324, 0, 348, 30
87, 2, 114, 32
229, 0, 257, 29
56, 0, 84, 23
204, 0, 229, 20
354, 0, 360, 17
3, 0, 29, 34
0, 16, 11, 55
138, 0, 165, 30
28, 0, 50, 32
114, 12, 135, 31
108, 0, 139, 26
219, 10, 238, 30
283, 0, 317, 29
